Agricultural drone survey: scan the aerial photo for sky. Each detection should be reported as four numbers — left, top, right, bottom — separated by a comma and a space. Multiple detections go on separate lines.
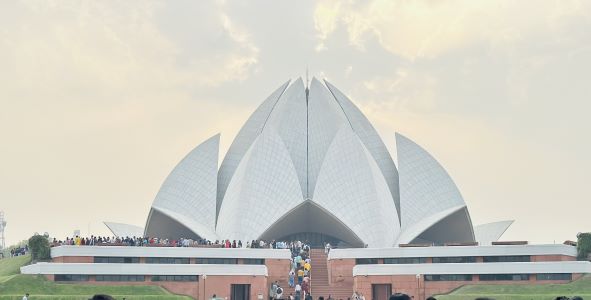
1, 0, 590, 247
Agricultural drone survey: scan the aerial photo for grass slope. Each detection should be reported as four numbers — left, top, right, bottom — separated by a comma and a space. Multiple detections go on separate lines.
0, 255, 191, 300
0, 275, 193, 300
435, 275, 591, 300
0, 255, 30, 276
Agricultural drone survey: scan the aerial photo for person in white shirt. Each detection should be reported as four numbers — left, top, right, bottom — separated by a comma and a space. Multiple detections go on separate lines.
275, 285, 284, 300
22, 294, 29, 300
294, 284, 302, 300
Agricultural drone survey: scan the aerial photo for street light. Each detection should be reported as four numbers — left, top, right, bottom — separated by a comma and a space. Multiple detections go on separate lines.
415, 274, 421, 300
203, 274, 207, 300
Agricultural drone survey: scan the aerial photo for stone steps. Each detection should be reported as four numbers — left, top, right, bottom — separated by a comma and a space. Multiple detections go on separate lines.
309, 248, 352, 300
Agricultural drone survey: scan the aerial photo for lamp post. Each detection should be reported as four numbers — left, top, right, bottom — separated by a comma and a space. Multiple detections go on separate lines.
415, 274, 421, 300
203, 274, 207, 300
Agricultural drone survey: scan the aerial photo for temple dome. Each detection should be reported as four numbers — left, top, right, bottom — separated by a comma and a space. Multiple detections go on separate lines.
142, 77, 482, 247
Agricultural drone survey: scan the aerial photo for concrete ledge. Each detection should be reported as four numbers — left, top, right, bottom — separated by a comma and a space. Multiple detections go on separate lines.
353, 261, 591, 276
51, 245, 292, 260
329, 244, 577, 260
21, 262, 268, 276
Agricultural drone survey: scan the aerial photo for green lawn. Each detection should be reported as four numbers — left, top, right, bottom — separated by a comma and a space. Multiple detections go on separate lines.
435, 275, 591, 300
0, 275, 192, 300
0, 255, 30, 276
0, 255, 192, 300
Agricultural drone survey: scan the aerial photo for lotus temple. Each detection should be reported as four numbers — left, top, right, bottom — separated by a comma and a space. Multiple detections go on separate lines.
113, 77, 508, 247
21, 78, 591, 300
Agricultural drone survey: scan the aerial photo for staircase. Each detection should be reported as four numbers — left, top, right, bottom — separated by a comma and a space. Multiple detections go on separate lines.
310, 249, 352, 300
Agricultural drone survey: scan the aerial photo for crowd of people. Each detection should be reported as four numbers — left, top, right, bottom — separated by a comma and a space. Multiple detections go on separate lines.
268, 240, 314, 300
51, 235, 307, 249
9, 245, 28, 257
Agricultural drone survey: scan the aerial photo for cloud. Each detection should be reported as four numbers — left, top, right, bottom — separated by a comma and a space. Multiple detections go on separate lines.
314, 0, 590, 60
0, 0, 260, 244
0, 1, 259, 98
314, 0, 342, 51
219, 13, 260, 82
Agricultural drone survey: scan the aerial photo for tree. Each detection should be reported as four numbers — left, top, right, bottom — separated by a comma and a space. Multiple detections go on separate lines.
28, 234, 50, 261
577, 232, 591, 261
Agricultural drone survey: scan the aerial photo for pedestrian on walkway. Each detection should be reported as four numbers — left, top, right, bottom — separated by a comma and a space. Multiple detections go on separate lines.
289, 270, 295, 287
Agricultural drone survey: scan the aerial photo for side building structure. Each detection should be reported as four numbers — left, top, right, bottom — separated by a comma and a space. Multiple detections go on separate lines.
22, 246, 291, 300
20, 243, 591, 300
328, 243, 589, 299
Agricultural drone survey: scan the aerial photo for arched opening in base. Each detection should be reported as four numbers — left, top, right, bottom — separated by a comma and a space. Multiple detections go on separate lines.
411, 207, 475, 245
258, 200, 365, 248
144, 208, 203, 240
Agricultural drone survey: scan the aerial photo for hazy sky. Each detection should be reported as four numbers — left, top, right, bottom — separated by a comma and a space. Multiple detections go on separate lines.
1, 0, 590, 247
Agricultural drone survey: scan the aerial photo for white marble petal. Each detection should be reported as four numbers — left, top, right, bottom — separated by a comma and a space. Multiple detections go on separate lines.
474, 220, 514, 245
216, 129, 305, 241
313, 125, 400, 247
217, 81, 291, 215
396, 133, 475, 243
145, 134, 219, 240
104, 222, 144, 238
323, 80, 401, 218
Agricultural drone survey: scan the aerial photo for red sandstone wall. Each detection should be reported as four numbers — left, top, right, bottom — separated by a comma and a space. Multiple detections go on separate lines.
266, 259, 291, 287
354, 275, 422, 299
57, 275, 271, 299
58, 256, 93, 263
532, 255, 576, 262
200, 275, 268, 300
328, 259, 355, 287
354, 275, 577, 300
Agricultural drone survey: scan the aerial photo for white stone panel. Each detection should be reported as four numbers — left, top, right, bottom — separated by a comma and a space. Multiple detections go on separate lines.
307, 78, 348, 198
313, 126, 400, 248
216, 128, 305, 241
22, 263, 269, 276
51, 245, 292, 259
323, 80, 400, 217
329, 243, 577, 260
103, 222, 144, 238
353, 261, 591, 276
148, 206, 218, 241
475, 220, 515, 245
146, 134, 219, 240
263, 78, 308, 197
396, 133, 474, 242
217, 81, 290, 214
395, 205, 466, 244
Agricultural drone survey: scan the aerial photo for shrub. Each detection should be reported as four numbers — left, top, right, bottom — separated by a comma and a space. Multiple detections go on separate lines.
577, 232, 591, 260
28, 234, 51, 261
